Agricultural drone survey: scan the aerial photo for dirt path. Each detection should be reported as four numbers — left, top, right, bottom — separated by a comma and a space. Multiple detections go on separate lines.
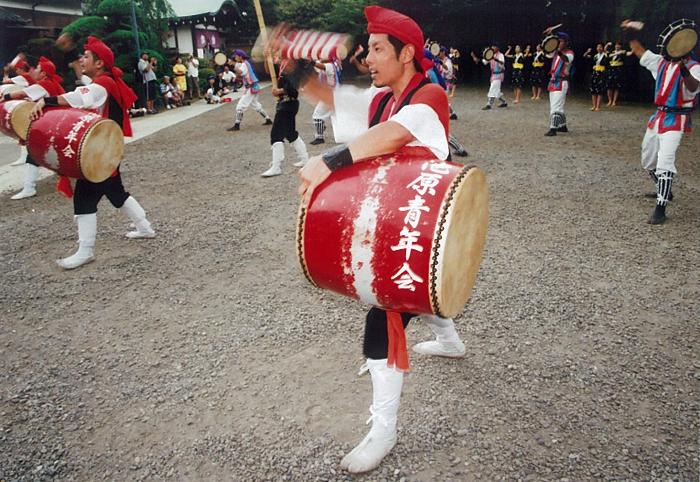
1, 83, 698, 481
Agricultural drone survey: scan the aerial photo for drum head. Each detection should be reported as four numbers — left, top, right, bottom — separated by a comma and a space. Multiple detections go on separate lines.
542, 35, 559, 54
11, 101, 33, 141
430, 42, 441, 56
665, 28, 697, 59
79, 119, 123, 182
432, 166, 489, 318
214, 52, 228, 66
482, 48, 494, 61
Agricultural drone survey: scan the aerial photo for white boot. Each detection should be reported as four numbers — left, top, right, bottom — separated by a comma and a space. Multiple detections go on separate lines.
10, 145, 27, 166
120, 196, 156, 239
340, 359, 403, 474
261, 142, 284, 177
11, 163, 38, 200
413, 315, 466, 357
291, 137, 309, 167
57, 214, 96, 269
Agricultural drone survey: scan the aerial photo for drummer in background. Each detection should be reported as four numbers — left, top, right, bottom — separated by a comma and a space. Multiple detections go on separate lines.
470, 43, 508, 110
309, 55, 342, 145
227, 49, 272, 131
606, 41, 633, 107
622, 20, 700, 225
28, 36, 156, 269
544, 30, 574, 137
583, 43, 608, 111
2, 57, 65, 195
289, 5, 468, 474
1, 56, 35, 167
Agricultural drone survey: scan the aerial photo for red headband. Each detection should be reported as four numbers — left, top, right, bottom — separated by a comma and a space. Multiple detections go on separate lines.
365, 6, 425, 69
84, 36, 114, 68
38, 56, 63, 85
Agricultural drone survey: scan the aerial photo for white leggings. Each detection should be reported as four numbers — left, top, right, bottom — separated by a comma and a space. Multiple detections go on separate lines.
641, 122, 683, 174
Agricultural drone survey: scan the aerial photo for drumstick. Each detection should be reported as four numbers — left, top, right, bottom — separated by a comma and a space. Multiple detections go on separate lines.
252, 0, 278, 90
542, 23, 563, 34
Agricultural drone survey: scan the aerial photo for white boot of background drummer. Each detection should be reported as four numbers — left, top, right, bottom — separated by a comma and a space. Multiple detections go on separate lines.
10, 144, 27, 166
11, 163, 38, 200
262, 142, 284, 177
120, 196, 156, 239
291, 137, 308, 167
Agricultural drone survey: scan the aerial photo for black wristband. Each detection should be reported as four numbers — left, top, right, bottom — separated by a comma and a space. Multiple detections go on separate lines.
322, 144, 353, 172
44, 96, 59, 106
3, 93, 11, 101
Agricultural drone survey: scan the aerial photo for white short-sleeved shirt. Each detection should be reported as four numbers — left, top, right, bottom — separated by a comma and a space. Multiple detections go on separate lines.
62, 83, 108, 114
330, 84, 449, 160
640, 50, 700, 101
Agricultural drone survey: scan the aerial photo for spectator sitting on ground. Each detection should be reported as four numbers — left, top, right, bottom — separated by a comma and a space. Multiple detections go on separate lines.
205, 75, 222, 104
160, 75, 182, 109
222, 65, 236, 88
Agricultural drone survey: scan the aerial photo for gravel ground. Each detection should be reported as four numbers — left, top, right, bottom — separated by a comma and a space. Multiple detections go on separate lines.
1, 83, 698, 481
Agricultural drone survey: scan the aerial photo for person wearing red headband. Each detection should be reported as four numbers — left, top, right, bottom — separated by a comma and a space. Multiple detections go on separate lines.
28, 36, 156, 270
295, 6, 466, 474
3, 57, 66, 193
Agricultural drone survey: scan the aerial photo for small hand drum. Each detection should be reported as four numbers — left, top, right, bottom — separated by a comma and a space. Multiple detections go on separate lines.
214, 52, 228, 66
658, 18, 698, 60
430, 42, 441, 56
542, 34, 560, 54
482, 47, 495, 61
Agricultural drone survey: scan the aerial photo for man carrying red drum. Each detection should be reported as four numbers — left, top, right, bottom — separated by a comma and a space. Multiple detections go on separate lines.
28, 36, 156, 269
2, 57, 65, 197
294, 6, 467, 474
623, 20, 700, 225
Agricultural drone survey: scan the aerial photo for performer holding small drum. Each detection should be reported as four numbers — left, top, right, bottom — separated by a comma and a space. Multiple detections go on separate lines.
622, 19, 700, 225
543, 28, 574, 136
471, 44, 508, 109
29, 36, 156, 269
227, 49, 272, 131
2, 56, 65, 199
285, 6, 486, 474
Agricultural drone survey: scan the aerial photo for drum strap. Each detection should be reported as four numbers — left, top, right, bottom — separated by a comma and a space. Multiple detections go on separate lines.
368, 78, 431, 128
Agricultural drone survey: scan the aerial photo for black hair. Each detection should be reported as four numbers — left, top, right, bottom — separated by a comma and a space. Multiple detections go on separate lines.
387, 35, 422, 72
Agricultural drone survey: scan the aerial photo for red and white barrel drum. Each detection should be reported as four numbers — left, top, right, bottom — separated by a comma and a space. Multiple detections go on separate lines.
281, 29, 350, 61
26, 107, 123, 183
0, 99, 33, 141
297, 147, 489, 318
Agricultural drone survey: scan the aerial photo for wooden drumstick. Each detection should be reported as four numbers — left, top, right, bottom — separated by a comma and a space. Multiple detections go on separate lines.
252, 0, 278, 90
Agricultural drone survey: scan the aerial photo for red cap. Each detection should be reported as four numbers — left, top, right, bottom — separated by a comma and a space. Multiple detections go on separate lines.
84, 36, 114, 68
38, 56, 63, 84
365, 6, 424, 70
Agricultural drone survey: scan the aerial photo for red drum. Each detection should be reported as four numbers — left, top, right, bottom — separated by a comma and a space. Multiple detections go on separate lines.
26, 107, 123, 183
297, 147, 489, 318
0, 100, 33, 141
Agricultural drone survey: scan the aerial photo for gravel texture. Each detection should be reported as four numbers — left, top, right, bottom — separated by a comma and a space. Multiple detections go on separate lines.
1, 83, 698, 481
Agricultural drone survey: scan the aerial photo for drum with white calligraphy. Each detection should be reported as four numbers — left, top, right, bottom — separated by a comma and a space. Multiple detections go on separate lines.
297, 147, 489, 318
0, 99, 33, 141
26, 107, 123, 182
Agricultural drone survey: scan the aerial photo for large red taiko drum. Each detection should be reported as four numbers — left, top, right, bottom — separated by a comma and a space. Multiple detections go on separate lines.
0, 99, 33, 141
297, 147, 489, 318
26, 107, 123, 182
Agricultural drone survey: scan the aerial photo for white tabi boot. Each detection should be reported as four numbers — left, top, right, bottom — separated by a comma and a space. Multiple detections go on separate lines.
261, 142, 284, 177
57, 213, 96, 269
11, 163, 38, 200
413, 314, 466, 358
340, 359, 403, 473
291, 137, 309, 167
120, 196, 156, 239
10, 145, 27, 166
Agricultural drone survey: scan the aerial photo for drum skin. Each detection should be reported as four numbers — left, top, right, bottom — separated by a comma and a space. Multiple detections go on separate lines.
26, 107, 123, 182
0, 100, 33, 141
214, 52, 228, 66
297, 147, 489, 318
482, 47, 494, 61
542, 35, 560, 54
658, 19, 698, 60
